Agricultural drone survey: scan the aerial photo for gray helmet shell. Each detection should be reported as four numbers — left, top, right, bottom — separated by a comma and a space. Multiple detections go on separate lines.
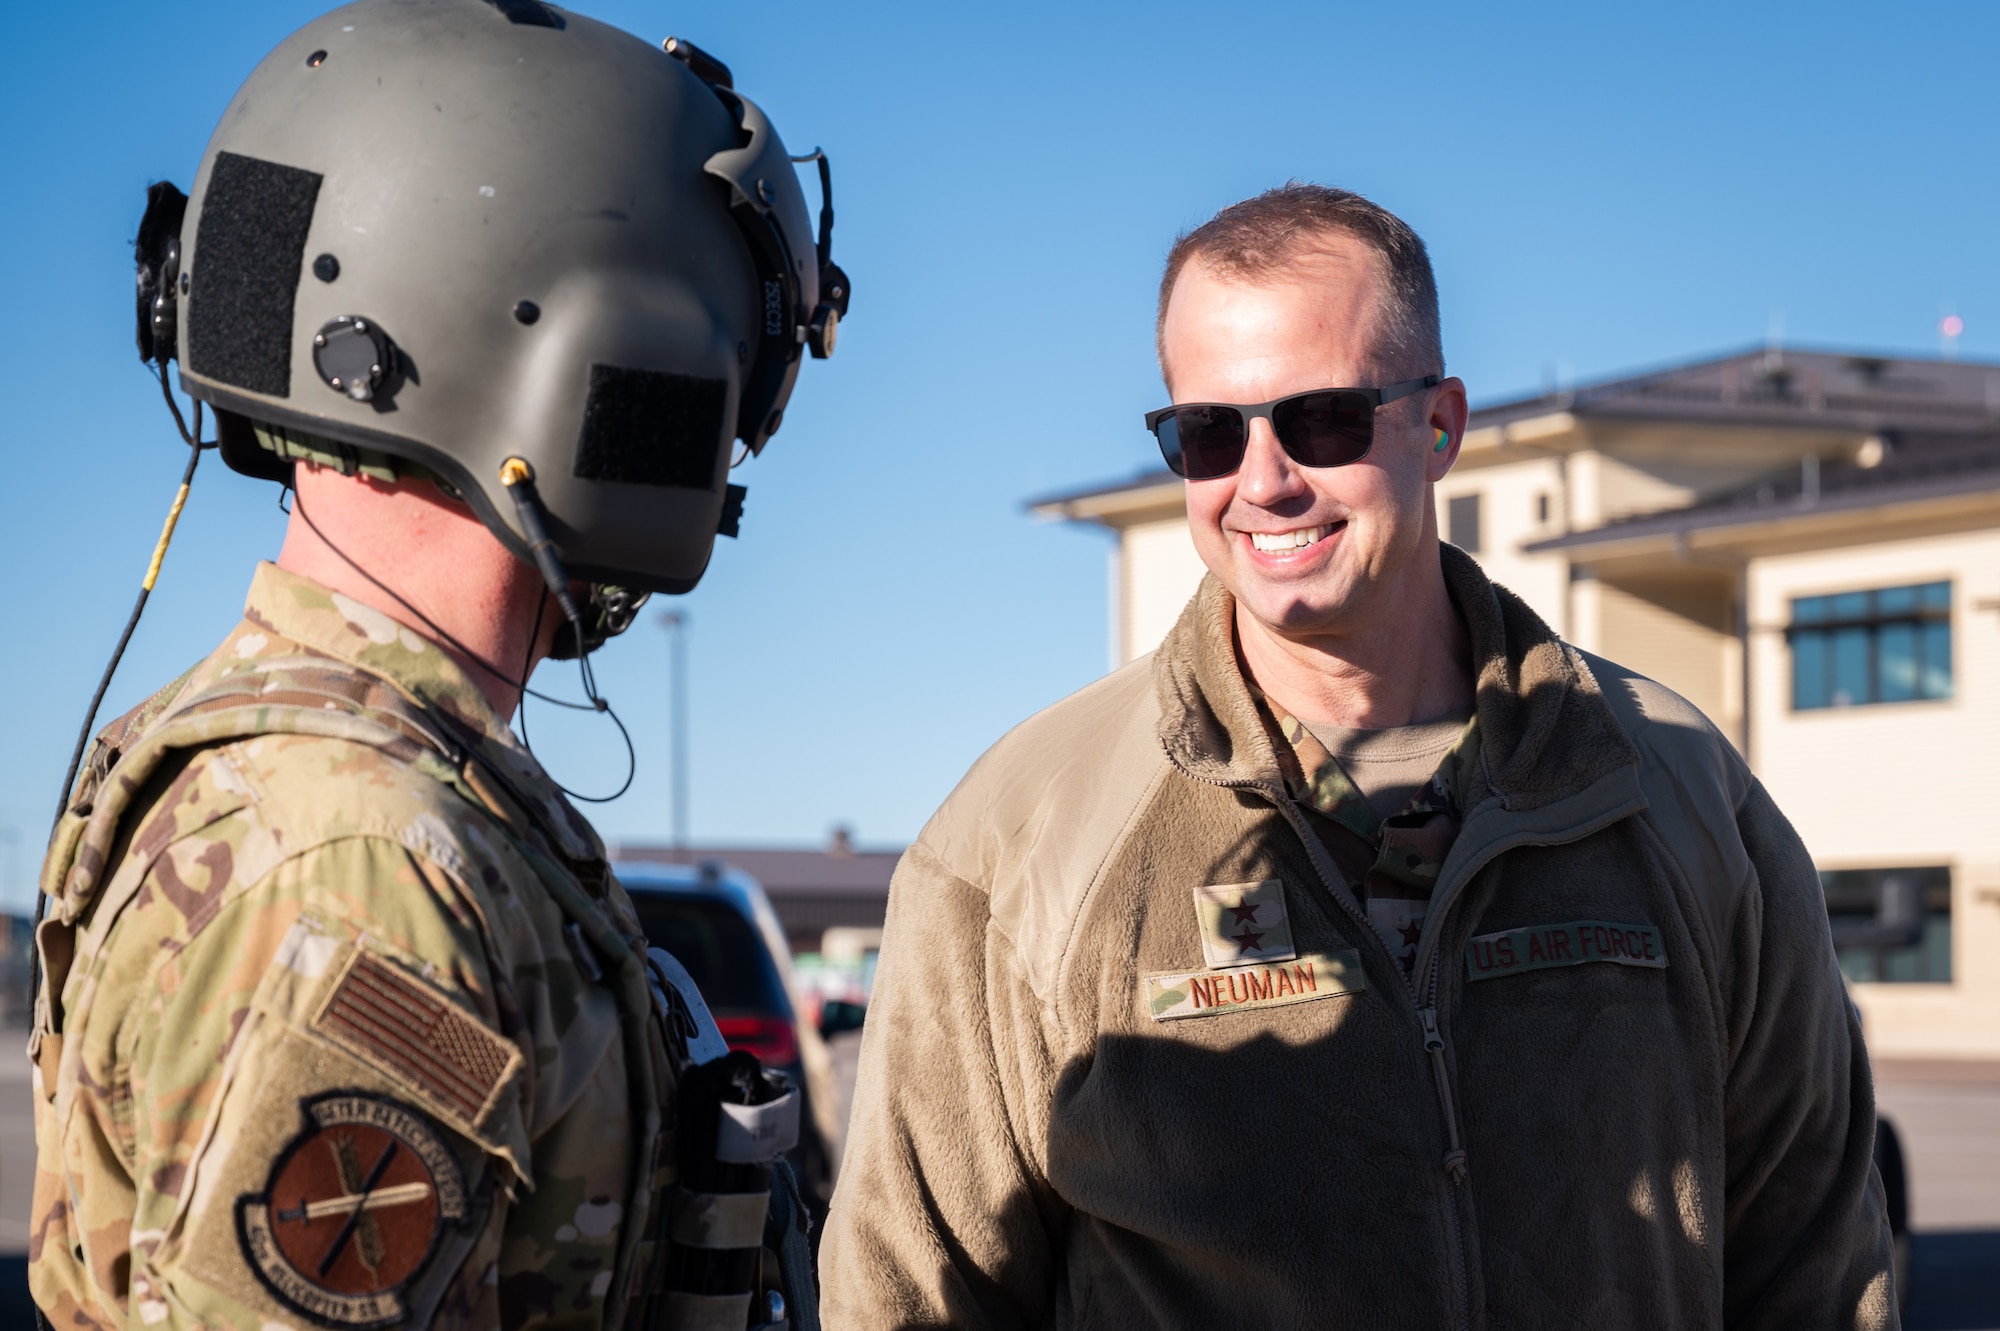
173, 0, 829, 593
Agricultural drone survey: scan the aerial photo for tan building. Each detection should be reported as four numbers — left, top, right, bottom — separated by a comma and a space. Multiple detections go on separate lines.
1035, 347, 2000, 1059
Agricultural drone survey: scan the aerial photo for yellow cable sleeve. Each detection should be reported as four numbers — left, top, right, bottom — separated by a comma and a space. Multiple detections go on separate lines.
142, 482, 192, 591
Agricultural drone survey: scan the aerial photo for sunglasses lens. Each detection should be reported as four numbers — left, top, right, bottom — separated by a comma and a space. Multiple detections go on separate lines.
1271, 390, 1374, 467
1155, 405, 1247, 479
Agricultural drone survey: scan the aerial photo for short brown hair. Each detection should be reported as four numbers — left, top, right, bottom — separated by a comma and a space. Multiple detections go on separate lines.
1157, 183, 1442, 380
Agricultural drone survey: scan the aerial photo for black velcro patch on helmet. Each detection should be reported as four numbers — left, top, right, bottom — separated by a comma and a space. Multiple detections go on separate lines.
483, 0, 565, 26
573, 364, 728, 490
186, 152, 323, 397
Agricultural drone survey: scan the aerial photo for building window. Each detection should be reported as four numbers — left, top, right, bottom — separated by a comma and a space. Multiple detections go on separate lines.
1823, 866, 1951, 983
1535, 492, 1550, 524
1789, 580, 1950, 709
1447, 493, 1482, 554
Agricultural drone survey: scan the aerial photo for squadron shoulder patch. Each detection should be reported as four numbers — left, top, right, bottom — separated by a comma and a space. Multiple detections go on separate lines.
1145, 950, 1364, 1021
312, 949, 520, 1128
1191, 879, 1297, 968
236, 1092, 468, 1328
1465, 919, 1667, 982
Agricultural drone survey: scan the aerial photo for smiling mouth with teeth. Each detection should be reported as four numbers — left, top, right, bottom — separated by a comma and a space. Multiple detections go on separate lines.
1248, 522, 1340, 552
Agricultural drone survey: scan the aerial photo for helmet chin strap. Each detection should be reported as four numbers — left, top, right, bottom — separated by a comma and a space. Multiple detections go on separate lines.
289, 481, 636, 803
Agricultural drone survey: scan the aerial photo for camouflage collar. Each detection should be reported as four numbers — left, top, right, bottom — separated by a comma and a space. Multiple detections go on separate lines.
238, 563, 511, 741
1256, 688, 1482, 845
228, 563, 604, 863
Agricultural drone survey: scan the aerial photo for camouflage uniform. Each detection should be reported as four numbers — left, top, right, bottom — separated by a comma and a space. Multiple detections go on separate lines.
30, 563, 673, 1330
1259, 696, 1482, 975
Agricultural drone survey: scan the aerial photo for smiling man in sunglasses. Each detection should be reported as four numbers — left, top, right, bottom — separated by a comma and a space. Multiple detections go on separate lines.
824, 185, 1895, 1329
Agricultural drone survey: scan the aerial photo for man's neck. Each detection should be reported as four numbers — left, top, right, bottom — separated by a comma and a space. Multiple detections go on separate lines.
277, 464, 554, 721
1236, 547, 1475, 730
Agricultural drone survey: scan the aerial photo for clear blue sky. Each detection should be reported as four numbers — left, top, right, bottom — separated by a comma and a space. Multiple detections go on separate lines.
2, 0, 1995, 908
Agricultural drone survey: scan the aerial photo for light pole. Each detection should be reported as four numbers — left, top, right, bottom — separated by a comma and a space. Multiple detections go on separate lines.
657, 611, 690, 856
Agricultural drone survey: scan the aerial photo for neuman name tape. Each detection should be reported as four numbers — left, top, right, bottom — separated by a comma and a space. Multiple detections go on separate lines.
1144, 950, 1365, 1021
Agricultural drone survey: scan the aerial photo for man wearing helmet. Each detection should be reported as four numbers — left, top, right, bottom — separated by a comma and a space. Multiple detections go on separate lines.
28, 3, 846, 1328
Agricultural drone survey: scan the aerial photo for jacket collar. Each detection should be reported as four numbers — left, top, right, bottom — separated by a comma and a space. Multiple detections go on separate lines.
1154, 543, 1640, 825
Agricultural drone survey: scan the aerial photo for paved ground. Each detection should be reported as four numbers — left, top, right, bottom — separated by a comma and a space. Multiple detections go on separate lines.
0, 1033, 1990, 1325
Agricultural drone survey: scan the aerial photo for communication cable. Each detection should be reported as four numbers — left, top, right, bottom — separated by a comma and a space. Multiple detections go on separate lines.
49, 369, 206, 829
290, 486, 636, 802
32, 369, 210, 1203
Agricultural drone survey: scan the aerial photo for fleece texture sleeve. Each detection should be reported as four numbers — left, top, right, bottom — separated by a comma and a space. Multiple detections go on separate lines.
1720, 779, 1899, 1331
819, 842, 1069, 1330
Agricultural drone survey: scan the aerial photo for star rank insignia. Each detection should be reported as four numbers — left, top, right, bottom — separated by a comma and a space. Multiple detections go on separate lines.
1191, 879, 1297, 969
236, 1092, 469, 1328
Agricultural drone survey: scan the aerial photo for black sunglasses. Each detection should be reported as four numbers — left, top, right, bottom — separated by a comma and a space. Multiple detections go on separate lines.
1145, 376, 1440, 480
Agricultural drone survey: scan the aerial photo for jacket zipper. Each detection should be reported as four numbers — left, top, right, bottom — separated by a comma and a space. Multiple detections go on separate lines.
1188, 769, 1477, 1331
1419, 1000, 1474, 1331
1279, 797, 1476, 1331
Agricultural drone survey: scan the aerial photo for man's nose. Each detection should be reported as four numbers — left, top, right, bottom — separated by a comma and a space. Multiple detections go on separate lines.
1235, 418, 1308, 506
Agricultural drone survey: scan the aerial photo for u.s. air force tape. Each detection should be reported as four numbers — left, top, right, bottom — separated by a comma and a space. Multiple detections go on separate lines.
1465, 919, 1666, 982
1144, 950, 1364, 1021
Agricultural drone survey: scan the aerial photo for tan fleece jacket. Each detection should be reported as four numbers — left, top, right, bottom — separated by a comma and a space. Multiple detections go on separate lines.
822, 547, 1896, 1331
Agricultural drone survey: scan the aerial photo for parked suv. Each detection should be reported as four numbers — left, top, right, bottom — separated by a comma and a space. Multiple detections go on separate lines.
615, 859, 842, 1217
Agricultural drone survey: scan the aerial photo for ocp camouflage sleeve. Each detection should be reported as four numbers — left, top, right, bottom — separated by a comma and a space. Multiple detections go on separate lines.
32, 755, 632, 1330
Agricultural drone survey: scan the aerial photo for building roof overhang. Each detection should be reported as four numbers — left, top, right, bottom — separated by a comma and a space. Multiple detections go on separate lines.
1524, 449, 2000, 562
1465, 345, 2000, 436
1029, 469, 1183, 529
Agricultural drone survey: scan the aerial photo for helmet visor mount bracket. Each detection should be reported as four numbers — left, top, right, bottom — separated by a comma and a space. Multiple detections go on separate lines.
664, 29, 847, 367
702, 86, 815, 456
693, 69, 850, 455
788, 147, 850, 362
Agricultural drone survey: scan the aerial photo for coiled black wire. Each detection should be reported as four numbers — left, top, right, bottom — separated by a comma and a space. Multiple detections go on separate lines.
288, 486, 636, 802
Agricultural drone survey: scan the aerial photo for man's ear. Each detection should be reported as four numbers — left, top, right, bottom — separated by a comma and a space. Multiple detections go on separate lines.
1423, 376, 1471, 483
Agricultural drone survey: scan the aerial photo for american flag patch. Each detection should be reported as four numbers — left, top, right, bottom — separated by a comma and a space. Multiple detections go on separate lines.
313, 950, 519, 1126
